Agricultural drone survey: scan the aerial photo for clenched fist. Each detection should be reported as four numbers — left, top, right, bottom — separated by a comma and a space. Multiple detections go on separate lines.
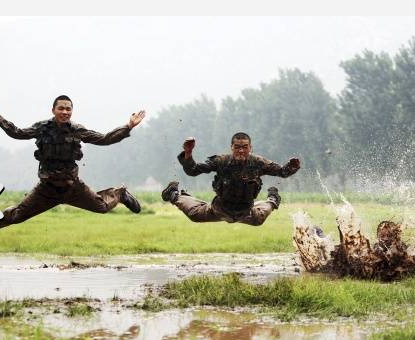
183, 137, 196, 159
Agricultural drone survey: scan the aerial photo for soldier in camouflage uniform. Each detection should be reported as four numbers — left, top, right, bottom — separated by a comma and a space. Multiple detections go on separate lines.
162, 132, 300, 226
0, 95, 145, 229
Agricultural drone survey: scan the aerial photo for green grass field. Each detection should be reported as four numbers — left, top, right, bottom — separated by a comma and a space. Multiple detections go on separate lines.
161, 273, 415, 320
0, 191, 407, 256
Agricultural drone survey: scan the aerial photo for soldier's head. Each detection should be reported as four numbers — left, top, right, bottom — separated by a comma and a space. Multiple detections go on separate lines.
231, 132, 252, 161
52, 95, 73, 125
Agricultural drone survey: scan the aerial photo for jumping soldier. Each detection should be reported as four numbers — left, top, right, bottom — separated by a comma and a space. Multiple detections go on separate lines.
0, 95, 145, 229
162, 132, 300, 226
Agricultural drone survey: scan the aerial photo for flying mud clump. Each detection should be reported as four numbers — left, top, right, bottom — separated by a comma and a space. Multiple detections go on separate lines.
293, 203, 415, 281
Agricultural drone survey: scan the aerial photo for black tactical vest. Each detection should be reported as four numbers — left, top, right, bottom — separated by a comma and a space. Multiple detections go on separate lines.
34, 120, 83, 169
212, 155, 262, 211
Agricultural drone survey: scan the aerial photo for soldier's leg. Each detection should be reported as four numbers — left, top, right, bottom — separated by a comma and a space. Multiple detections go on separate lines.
174, 193, 222, 222
162, 181, 223, 222
0, 182, 60, 229
63, 180, 123, 213
236, 187, 281, 226
237, 201, 275, 226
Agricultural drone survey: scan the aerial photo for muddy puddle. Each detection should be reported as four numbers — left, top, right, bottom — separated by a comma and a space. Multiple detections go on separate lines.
0, 253, 298, 300
0, 253, 403, 340
4, 304, 391, 340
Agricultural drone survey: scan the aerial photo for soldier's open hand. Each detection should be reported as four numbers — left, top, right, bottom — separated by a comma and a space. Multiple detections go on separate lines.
183, 137, 196, 158
128, 110, 146, 129
288, 158, 300, 169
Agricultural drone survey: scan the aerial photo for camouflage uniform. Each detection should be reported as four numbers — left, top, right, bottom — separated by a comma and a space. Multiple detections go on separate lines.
0, 117, 131, 229
175, 152, 299, 226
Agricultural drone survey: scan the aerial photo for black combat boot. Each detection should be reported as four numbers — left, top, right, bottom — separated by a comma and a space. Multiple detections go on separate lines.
120, 187, 141, 213
267, 186, 281, 209
161, 181, 180, 203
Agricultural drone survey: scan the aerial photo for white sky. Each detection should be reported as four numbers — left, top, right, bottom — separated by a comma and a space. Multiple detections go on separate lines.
1, 16, 415, 150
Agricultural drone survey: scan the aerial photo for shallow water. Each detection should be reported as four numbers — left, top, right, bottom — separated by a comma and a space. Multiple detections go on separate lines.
0, 254, 394, 340
0, 253, 298, 300
31, 307, 381, 340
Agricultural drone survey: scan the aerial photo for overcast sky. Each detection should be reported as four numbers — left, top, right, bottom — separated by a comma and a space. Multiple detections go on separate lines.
1, 16, 415, 150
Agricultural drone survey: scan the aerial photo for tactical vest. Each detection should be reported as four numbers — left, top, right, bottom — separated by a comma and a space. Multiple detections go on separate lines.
212, 155, 262, 211
34, 120, 83, 168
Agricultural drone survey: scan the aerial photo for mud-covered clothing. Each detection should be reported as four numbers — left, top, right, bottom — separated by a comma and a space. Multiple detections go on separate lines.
176, 151, 299, 225
174, 193, 274, 226
178, 152, 297, 178
0, 179, 123, 229
178, 151, 298, 212
0, 117, 131, 183
0, 116, 132, 229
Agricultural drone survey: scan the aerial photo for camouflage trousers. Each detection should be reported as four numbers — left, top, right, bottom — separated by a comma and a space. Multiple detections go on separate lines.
0, 179, 123, 229
173, 194, 275, 226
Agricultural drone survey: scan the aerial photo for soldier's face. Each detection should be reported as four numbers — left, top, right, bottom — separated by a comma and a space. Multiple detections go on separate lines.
52, 100, 73, 124
231, 138, 252, 161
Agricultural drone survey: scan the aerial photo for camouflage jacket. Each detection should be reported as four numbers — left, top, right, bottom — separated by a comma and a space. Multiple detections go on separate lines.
0, 116, 131, 181
178, 152, 299, 212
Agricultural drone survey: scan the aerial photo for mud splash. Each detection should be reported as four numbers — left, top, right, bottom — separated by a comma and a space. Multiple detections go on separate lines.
293, 203, 415, 281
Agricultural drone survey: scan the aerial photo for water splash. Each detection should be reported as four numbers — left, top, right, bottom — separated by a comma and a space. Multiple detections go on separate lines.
292, 211, 335, 272
293, 203, 415, 281
316, 170, 334, 208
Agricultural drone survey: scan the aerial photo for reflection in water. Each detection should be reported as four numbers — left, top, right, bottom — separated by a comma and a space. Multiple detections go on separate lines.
163, 320, 280, 340
42, 307, 195, 340
162, 318, 369, 340
41, 306, 372, 340
72, 325, 140, 340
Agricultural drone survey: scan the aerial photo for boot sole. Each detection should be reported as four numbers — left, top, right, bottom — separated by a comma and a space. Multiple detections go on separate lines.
162, 182, 179, 201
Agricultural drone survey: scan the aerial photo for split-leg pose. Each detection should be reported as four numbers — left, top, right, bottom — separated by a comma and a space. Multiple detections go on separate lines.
0, 95, 145, 229
162, 132, 300, 226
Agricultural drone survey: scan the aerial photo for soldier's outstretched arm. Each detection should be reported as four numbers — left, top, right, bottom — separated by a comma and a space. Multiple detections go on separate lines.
177, 137, 218, 176
78, 110, 146, 146
0, 115, 39, 140
260, 156, 301, 178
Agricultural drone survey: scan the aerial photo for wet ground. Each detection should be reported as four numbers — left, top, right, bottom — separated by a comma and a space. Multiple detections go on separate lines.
0, 253, 299, 300
21, 306, 388, 340
0, 253, 398, 339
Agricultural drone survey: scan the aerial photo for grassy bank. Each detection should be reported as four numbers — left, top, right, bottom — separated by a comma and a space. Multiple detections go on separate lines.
0, 191, 405, 255
2, 275, 415, 339
161, 273, 415, 321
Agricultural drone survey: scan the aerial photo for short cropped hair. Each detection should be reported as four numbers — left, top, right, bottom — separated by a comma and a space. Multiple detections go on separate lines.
231, 132, 251, 145
53, 95, 73, 109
